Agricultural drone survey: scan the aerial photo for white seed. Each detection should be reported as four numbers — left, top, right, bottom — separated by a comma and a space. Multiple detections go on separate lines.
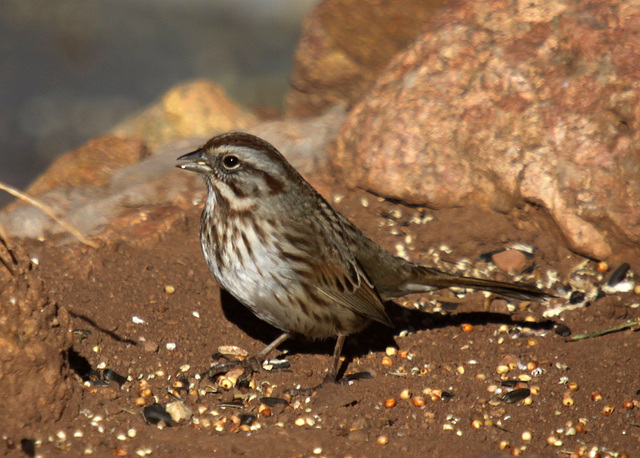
127, 428, 137, 438
522, 431, 532, 441
192, 311, 200, 318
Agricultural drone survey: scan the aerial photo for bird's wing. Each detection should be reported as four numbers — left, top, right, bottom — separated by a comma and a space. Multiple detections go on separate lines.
312, 253, 393, 328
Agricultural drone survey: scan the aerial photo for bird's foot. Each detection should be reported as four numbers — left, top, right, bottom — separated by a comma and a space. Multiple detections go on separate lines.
202, 356, 262, 384
284, 371, 373, 397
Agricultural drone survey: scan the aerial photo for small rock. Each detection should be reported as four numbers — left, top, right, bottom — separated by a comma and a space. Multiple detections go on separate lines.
143, 341, 159, 353
165, 400, 193, 423
492, 249, 528, 273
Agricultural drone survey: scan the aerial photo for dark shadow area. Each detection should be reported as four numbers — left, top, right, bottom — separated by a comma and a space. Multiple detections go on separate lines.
68, 310, 137, 345
219, 289, 558, 364
67, 347, 92, 380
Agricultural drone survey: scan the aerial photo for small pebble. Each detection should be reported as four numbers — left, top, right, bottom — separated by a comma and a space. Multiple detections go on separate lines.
492, 249, 527, 273
143, 341, 159, 353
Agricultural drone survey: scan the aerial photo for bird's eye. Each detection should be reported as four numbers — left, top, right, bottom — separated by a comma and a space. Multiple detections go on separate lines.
222, 154, 240, 170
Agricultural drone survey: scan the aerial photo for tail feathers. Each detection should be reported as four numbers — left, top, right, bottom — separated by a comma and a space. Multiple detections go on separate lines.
414, 266, 549, 302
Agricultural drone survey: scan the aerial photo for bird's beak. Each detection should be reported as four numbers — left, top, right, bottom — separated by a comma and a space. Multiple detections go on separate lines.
176, 148, 213, 174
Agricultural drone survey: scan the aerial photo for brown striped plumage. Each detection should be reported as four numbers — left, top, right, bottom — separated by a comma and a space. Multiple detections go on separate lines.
177, 132, 548, 390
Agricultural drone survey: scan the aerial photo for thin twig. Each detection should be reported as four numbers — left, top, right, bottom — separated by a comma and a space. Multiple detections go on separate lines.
569, 319, 640, 341
0, 180, 99, 248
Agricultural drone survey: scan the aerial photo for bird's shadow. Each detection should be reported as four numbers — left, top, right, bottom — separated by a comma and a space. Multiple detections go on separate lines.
219, 290, 557, 373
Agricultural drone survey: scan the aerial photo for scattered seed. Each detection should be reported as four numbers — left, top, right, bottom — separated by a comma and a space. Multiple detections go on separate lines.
602, 405, 614, 416
591, 392, 603, 401
596, 261, 609, 273
553, 324, 571, 337
385, 347, 397, 357
496, 365, 510, 374
608, 263, 630, 286
501, 388, 530, 404
471, 419, 483, 429
412, 396, 426, 407
217, 345, 248, 358
568, 291, 586, 304
164, 285, 175, 294
143, 403, 172, 426
294, 417, 306, 427
498, 440, 510, 450
461, 323, 474, 333
384, 398, 396, 408
377, 435, 389, 445
132, 316, 145, 324
117, 433, 127, 441
313, 447, 323, 455
259, 397, 289, 407
522, 431, 532, 441
165, 342, 177, 351
381, 356, 393, 366
562, 395, 574, 407
623, 400, 634, 409
400, 389, 411, 400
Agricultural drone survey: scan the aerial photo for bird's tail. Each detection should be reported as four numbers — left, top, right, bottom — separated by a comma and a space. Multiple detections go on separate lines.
408, 265, 550, 302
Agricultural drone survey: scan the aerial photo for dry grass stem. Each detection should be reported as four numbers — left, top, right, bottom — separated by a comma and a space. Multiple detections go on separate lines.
0, 180, 99, 248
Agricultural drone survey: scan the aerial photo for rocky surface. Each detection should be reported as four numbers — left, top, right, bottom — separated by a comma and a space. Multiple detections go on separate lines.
285, 0, 445, 117
332, 0, 640, 261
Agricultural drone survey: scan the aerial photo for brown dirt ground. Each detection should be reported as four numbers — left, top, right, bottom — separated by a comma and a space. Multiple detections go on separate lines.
3, 172, 640, 457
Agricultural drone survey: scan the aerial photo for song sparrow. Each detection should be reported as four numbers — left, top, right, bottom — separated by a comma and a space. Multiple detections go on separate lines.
177, 132, 548, 391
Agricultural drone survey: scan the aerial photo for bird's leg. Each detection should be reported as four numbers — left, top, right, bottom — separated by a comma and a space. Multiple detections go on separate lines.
203, 332, 290, 381
285, 334, 372, 396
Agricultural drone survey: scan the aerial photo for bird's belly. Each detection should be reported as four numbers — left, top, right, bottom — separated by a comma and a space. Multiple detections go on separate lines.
201, 238, 368, 339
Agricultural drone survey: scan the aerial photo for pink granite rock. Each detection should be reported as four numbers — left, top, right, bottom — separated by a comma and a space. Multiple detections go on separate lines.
333, 0, 640, 259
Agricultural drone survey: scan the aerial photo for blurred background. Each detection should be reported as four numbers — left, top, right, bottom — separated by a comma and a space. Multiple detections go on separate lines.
0, 0, 317, 206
